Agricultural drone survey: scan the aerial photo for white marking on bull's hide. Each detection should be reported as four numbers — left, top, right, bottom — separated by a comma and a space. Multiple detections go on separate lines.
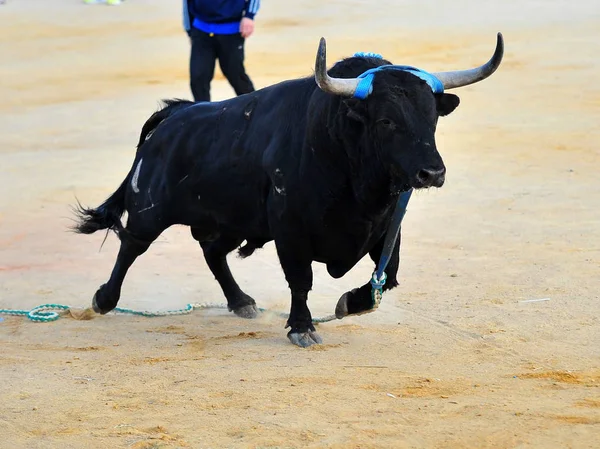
423, 142, 431, 147
138, 203, 158, 213
273, 170, 285, 195
138, 185, 158, 213
197, 195, 201, 200
131, 158, 143, 193
177, 175, 189, 185
145, 129, 155, 141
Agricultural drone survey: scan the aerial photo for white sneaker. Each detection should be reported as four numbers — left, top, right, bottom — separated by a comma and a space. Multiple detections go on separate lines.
106, 0, 123, 4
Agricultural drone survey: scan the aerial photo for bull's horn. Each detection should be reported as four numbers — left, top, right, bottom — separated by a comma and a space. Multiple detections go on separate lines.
314, 37, 360, 96
432, 32, 504, 90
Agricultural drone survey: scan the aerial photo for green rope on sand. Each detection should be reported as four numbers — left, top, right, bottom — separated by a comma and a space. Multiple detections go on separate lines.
0, 303, 338, 323
0, 304, 71, 322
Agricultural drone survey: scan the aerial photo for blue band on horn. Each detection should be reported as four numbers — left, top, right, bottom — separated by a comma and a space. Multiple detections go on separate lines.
352, 64, 445, 99
354, 73, 376, 99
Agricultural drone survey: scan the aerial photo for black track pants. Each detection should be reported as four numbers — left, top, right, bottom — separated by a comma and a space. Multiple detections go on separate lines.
189, 28, 255, 102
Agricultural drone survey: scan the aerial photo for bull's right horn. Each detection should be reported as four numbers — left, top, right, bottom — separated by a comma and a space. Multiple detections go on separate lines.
314, 37, 361, 97
432, 32, 504, 90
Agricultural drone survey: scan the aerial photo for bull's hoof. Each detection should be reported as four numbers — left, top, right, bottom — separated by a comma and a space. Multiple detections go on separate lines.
91, 293, 102, 314
335, 287, 376, 318
228, 292, 258, 319
91, 284, 114, 315
335, 292, 350, 319
232, 303, 259, 319
287, 330, 323, 348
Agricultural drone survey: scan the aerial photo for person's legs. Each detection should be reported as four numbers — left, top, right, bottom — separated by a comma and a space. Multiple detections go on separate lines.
216, 33, 255, 96
190, 29, 217, 102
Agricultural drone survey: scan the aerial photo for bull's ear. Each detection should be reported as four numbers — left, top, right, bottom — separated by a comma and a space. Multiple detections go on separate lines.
436, 93, 460, 117
342, 99, 367, 124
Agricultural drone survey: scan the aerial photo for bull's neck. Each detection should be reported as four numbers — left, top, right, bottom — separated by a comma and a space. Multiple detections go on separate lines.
347, 147, 396, 213
305, 93, 396, 215
308, 133, 396, 215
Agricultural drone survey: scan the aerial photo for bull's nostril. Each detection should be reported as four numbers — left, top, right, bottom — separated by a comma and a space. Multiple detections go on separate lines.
417, 169, 433, 183
416, 168, 445, 187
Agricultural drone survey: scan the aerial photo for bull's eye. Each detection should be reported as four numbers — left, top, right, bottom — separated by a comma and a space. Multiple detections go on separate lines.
377, 118, 394, 128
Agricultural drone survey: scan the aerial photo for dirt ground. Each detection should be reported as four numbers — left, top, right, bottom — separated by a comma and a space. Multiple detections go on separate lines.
1, 1, 599, 448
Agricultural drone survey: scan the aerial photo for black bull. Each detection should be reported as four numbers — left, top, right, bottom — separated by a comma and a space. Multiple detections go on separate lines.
74, 34, 504, 347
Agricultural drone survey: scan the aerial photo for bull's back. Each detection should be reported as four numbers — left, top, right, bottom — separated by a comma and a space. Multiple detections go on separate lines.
134, 82, 311, 235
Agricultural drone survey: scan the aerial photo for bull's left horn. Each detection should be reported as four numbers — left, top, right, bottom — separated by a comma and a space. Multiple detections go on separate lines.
315, 37, 361, 96
432, 32, 504, 90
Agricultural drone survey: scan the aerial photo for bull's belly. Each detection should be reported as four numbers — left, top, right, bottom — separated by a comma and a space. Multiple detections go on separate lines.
175, 189, 271, 240
313, 230, 384, 279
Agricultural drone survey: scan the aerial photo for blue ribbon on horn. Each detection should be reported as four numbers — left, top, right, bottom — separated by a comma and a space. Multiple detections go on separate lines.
350, 56, 445, 99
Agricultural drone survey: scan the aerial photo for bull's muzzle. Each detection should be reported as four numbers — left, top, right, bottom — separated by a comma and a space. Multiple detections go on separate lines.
414, 167, 446, 188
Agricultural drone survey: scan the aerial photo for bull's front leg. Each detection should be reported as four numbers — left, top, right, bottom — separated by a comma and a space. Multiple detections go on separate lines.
286, 288, 322, 348
274, 238, 322, 348
335, 234, 401, 319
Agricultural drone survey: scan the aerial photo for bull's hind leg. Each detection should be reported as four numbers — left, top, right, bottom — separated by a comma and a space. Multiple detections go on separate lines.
92, 230, 159, 314
335, 236, 401, 318
192, 230, 258, 319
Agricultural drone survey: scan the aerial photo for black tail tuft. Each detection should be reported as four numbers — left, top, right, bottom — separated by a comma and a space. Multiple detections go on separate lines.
72, 178, 127, 236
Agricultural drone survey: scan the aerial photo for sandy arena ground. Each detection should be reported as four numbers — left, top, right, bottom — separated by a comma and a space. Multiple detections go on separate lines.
1, 1, 599, 448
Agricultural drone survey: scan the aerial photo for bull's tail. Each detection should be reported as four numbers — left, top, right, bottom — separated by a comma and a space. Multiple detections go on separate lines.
73, 179, 127, 235
73, 98, 195, 236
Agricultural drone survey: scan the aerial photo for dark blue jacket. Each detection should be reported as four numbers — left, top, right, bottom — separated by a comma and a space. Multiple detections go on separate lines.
184, 0, 260, 35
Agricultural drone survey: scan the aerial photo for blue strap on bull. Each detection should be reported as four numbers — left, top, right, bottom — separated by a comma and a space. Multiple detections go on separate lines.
369, 188, 413, 307
349, 54, 418, 308
352, 63, 444, 99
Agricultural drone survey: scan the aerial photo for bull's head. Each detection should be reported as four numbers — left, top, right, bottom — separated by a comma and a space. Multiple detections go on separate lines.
314, 34, 504, 190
